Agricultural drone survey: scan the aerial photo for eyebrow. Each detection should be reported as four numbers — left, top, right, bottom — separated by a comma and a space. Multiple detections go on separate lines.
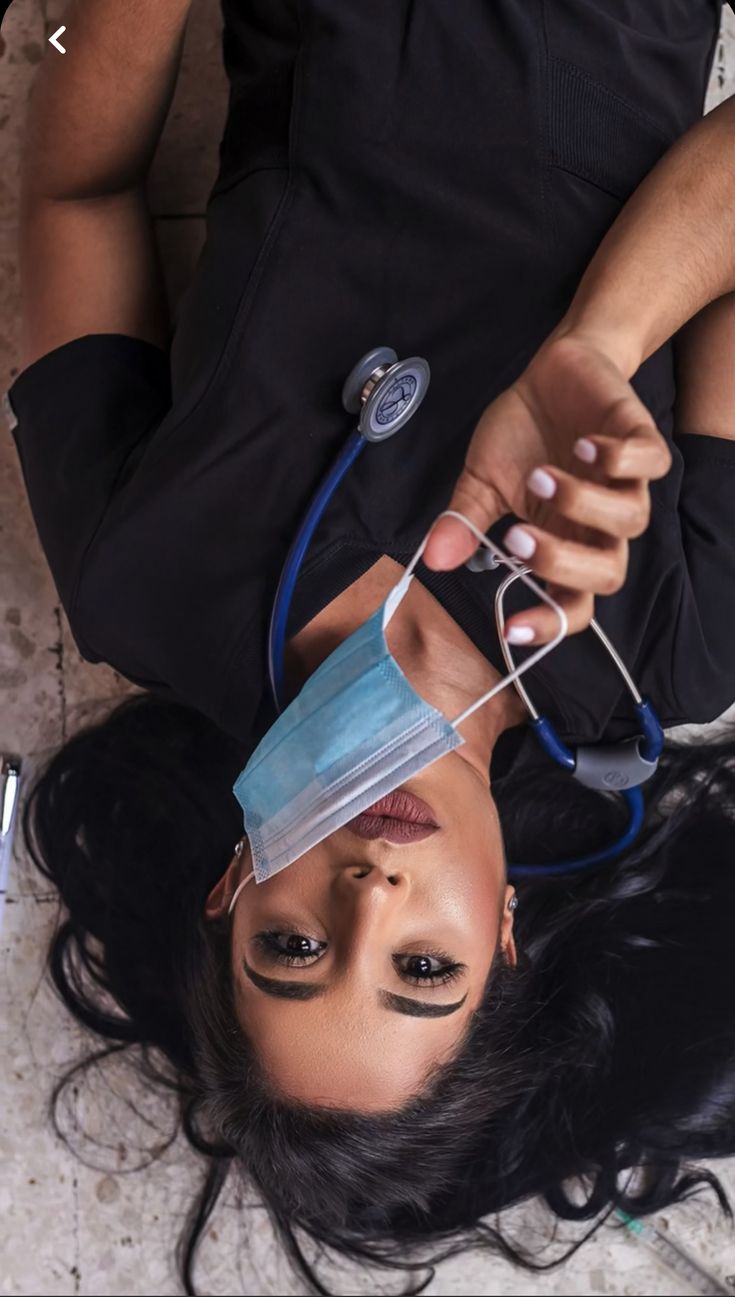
241, 960, 468, 1018
242, 960, 327, 1000
379, 990, 468, 1018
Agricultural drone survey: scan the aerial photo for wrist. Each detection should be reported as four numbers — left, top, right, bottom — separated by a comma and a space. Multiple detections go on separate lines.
544, 310, 645, 381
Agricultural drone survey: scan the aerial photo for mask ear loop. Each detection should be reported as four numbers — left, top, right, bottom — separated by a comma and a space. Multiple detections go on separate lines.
228, 838, 255, 915
401, 511, 568, 729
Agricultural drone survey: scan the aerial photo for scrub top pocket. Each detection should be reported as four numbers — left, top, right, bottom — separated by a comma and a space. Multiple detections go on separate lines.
545, 57, 674, 205
539, 0, 723, 262
539, 0, 722, 289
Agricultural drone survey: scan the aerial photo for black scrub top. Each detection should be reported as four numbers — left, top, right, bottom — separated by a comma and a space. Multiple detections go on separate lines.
7, 0, 735, 751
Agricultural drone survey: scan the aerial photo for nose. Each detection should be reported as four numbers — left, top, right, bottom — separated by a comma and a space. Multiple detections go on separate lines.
331, 864, 408, 979
338, 862, 406, 891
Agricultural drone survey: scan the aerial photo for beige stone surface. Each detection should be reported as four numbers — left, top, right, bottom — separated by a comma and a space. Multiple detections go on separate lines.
2, 2, 735, 1295
0, 0, 44, 224
705, 12, 735, 113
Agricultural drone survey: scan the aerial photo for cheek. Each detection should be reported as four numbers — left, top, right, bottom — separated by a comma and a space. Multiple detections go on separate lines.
244, 843, 333, 907
452, 799, 504, 893
449, 858, 504, 975
419, 806, 505, 942
443, 864, 501, 937
414, 839, 502, 943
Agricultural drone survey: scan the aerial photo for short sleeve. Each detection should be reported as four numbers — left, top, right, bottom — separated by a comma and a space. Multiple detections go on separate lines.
670, 431, 735, 721
5, 335, 171, 646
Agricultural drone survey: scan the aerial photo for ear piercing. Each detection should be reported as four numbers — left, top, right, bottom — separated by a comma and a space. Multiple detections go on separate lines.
234, 838, 245, 858
508, 894, 519, 912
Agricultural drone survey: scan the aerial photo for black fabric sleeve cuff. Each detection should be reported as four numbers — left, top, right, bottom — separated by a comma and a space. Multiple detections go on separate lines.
674, 430, 735, 469
5, 334, 171, 641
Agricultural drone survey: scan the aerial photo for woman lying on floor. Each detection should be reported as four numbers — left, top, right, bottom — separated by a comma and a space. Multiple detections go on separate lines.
8, 1, 735, 1292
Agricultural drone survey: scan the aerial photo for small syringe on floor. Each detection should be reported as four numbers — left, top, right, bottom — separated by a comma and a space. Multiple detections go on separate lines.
0, 756, 22, 933
616, 1210, 729, 1296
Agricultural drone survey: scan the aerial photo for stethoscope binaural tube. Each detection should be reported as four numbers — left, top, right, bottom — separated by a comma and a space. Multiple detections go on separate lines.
487, 562, 665, 877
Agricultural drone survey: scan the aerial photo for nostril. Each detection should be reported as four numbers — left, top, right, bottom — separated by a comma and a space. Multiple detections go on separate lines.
353, 867, 371, 879
387, 875, 400, 887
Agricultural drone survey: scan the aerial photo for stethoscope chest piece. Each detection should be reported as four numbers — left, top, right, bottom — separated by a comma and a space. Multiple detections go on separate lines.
342, 346, 431, 441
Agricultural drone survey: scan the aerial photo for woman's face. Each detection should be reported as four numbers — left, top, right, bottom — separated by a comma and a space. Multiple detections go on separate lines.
207, 752, 517, 1112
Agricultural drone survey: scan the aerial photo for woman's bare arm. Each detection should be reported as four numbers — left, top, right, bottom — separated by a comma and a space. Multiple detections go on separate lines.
549, 92, 735, 381
19, 0, 193, 368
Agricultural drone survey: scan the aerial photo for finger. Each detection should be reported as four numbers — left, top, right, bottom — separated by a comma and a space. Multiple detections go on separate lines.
573, 426, 672, 482
526, 466, 651, 540
503, 587, 594, 647
423, 468, 506, 570
502, 523, 628, 596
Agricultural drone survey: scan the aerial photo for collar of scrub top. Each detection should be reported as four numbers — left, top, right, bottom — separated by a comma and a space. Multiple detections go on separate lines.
467, 542, 665, 877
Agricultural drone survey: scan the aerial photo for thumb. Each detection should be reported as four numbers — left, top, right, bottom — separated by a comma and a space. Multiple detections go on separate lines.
423, 471, 507, 571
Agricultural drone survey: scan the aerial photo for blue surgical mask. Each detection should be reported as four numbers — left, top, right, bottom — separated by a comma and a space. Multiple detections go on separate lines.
233, 515, 566, 883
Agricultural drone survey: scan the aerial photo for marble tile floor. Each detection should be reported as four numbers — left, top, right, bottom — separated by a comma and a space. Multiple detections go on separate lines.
2, 2, 735, 1293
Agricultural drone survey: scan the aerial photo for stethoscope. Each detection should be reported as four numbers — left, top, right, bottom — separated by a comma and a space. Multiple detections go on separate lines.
267, 348, 664, 879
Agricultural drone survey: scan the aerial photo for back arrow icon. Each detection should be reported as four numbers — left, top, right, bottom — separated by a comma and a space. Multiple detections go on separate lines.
49, 25, 66, 53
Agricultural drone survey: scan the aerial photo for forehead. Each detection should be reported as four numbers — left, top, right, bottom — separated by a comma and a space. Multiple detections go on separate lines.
236, 985, 470, 1111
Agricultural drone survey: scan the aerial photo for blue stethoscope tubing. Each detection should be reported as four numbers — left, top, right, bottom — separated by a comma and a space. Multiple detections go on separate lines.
268, 346, 432, 708
267, 347, 665, 878
509, 746, 647, 879
491, 561, 664, 876
268, 429, 366, 705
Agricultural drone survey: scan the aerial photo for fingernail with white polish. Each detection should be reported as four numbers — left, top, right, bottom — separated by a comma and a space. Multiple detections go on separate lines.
528, 468, 557, 499
504, 525, 536, 559
505, 625, 536, 645
574, 437, 598, 464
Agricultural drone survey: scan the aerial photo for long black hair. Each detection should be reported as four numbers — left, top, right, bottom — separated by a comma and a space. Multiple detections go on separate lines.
23, 693, 735, 1294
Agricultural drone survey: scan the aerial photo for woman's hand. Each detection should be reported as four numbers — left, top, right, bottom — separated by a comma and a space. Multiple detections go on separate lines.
423, 332, 672, 645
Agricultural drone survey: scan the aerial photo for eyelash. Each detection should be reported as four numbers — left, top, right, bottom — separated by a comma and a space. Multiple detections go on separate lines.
254, 931, 327, 968
398, 957, 464, 988
253, 932, 466, 985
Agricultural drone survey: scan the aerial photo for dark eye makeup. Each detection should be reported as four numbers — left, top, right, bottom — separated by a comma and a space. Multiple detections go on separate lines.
253, 931, 466, 985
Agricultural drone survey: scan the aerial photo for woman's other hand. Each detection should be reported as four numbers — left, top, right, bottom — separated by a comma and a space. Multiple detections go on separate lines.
423, 332, 672, 645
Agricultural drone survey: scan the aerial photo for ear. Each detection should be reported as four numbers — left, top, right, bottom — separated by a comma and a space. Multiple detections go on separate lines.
205, 853, 243, 921
500, 884, 518, 968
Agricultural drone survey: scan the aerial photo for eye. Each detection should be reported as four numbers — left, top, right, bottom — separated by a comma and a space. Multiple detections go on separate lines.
254, 931, 327, 967
394, 952, 465, 986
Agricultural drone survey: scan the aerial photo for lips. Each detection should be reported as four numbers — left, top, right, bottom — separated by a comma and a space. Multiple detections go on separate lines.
346, 789, 439, 843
